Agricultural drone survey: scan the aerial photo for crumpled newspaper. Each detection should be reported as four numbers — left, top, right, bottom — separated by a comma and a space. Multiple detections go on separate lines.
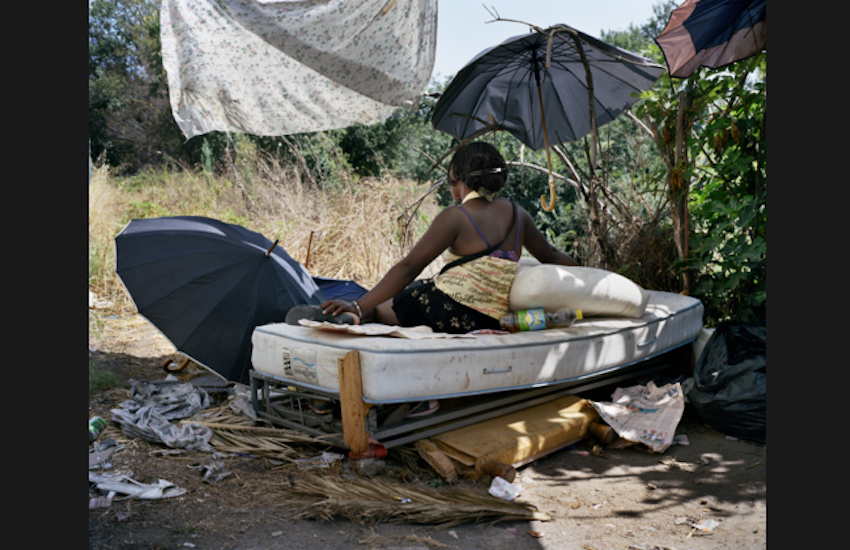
111, 377, 214, 452
590, 381, 685, 453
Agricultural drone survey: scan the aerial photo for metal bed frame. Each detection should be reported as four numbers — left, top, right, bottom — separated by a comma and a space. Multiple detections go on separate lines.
249, 343, 691, 454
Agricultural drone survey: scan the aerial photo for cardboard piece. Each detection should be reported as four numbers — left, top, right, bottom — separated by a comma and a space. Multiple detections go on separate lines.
432, 395, 600, 469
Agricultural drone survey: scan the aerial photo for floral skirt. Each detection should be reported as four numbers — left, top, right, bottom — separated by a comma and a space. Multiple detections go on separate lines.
391, 279, 501, 334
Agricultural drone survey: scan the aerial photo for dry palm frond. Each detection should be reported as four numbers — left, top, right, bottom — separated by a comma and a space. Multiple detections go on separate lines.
181, 401, 334, 460
289, 473, 551, 529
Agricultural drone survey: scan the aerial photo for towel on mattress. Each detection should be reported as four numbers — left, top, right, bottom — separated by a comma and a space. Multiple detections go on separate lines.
510, 260, 648, 318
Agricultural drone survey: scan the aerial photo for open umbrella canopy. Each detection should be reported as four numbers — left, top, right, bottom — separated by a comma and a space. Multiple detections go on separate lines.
115, 216, 325, 384
431, 24, 665, 152
655, 0, 766, 79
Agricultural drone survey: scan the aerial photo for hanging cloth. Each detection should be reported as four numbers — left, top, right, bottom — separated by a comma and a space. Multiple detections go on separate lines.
160, 0, 438, 139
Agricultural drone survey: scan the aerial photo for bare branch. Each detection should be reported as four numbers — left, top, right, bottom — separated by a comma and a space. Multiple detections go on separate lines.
412, 147, 448, 177
625, 109, 654, 138
505, 160, 580, 192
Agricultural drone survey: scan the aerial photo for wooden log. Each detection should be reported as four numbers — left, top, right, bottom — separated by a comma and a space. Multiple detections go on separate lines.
480, 459, 517, 483
589, 421, 617, 446
339, 350, 368, 455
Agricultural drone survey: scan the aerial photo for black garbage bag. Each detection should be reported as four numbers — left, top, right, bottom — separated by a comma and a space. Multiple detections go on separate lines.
686, 321, 766, 443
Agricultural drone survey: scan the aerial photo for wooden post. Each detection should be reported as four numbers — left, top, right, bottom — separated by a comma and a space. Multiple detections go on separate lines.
339, 350, 369, 455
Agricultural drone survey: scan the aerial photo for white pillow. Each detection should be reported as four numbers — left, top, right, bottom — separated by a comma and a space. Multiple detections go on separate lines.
510, 261, 648, 318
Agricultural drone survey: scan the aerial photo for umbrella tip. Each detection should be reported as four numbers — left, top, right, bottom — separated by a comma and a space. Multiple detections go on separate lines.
265, 239, 279, 257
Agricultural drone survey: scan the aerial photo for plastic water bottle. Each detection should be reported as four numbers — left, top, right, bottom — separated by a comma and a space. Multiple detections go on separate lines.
89, 416, 107, 443
499, 307, 583, 333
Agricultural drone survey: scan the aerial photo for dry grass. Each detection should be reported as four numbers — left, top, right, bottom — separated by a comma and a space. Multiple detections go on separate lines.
88, 148, 442, 315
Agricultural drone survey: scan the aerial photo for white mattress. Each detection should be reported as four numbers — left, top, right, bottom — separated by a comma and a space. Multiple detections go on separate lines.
250, 290, 703, 403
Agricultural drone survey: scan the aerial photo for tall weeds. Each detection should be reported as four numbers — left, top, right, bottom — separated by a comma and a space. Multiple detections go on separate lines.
87, 144, 440, 315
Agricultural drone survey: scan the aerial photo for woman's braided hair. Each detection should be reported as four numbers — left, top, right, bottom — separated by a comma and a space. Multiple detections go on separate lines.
449, 142, 508, 195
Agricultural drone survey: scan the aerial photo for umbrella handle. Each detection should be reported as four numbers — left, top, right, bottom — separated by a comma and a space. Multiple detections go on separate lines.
540, 176, 556, 212
534, 78, 557, 213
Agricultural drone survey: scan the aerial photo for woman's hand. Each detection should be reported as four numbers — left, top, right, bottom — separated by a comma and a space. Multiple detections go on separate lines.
320, 299, 354, 316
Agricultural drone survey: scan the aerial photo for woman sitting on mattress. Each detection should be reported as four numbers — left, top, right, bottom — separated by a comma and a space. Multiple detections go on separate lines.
288, 140, 579, 334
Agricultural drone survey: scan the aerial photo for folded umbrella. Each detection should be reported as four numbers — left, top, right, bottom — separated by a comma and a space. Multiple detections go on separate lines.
115, 216, 324, 384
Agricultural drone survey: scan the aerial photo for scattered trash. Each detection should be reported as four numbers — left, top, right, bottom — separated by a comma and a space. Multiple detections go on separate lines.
447, 530, 458, 539
89, 446, 120, 470
528, 531, 544, 538
673, 434, 690, 445
489, 476, 522, 501
571, 502, 581, 509
647, 483, 657, 490
576, 450, 590, 457
696, 519, 720, 532
182, 543, 196, 548
271, 531, 283, 537
188, 459, 232, 484
640, 525, 656, 532
89, 416, 108, 443
590, 381, 686, 453
506, 528, 518, 534
592, 501, 606, 509
399, 498, 412, 504
591, 445, 606, 458
110, 379, 214, 452
725, 435, 740, 441
89, 471, 187, 500
604, 523, 616, 529
744, 460, 762, 470
89, 493, 115, 509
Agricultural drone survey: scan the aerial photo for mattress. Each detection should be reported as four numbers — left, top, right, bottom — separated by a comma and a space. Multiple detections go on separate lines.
250, 290, 703, 404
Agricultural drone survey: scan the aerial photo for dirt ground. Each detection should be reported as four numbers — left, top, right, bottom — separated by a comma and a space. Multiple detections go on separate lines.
88, 313, 766, 550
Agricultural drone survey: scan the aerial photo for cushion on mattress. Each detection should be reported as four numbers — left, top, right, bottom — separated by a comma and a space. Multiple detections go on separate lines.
509, 262, 649, 318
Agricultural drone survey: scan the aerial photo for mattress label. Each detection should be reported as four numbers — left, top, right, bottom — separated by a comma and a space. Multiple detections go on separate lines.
291, 347, 318, 384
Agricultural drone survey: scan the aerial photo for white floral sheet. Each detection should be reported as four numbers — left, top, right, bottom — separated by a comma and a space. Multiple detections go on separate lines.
160, 0, 437, 139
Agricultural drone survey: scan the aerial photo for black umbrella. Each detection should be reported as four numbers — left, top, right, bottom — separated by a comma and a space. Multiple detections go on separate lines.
115, 216, 325, 384
431, 23, 664, 210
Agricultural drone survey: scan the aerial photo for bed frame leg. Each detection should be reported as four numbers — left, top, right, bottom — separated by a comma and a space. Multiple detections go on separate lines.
339, 350, 369, 455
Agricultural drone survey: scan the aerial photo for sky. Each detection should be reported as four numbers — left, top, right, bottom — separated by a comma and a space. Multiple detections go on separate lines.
432, 0, 667, 81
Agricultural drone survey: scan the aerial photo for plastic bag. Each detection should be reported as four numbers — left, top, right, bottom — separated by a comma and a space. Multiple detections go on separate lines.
686, 322, 766, 443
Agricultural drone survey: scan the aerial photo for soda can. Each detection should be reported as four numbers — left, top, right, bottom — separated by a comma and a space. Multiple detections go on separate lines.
89, 416, 107, 443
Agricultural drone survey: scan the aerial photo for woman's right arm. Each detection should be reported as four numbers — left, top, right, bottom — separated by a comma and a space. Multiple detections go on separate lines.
519, 206, 580, 266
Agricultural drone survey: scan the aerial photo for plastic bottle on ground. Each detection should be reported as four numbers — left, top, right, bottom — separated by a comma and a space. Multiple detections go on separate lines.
499, 307, 583, 333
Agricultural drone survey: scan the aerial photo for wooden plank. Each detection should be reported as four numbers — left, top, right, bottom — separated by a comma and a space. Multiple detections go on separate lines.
339, 350, 369, 455
415, 439, 458, 482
